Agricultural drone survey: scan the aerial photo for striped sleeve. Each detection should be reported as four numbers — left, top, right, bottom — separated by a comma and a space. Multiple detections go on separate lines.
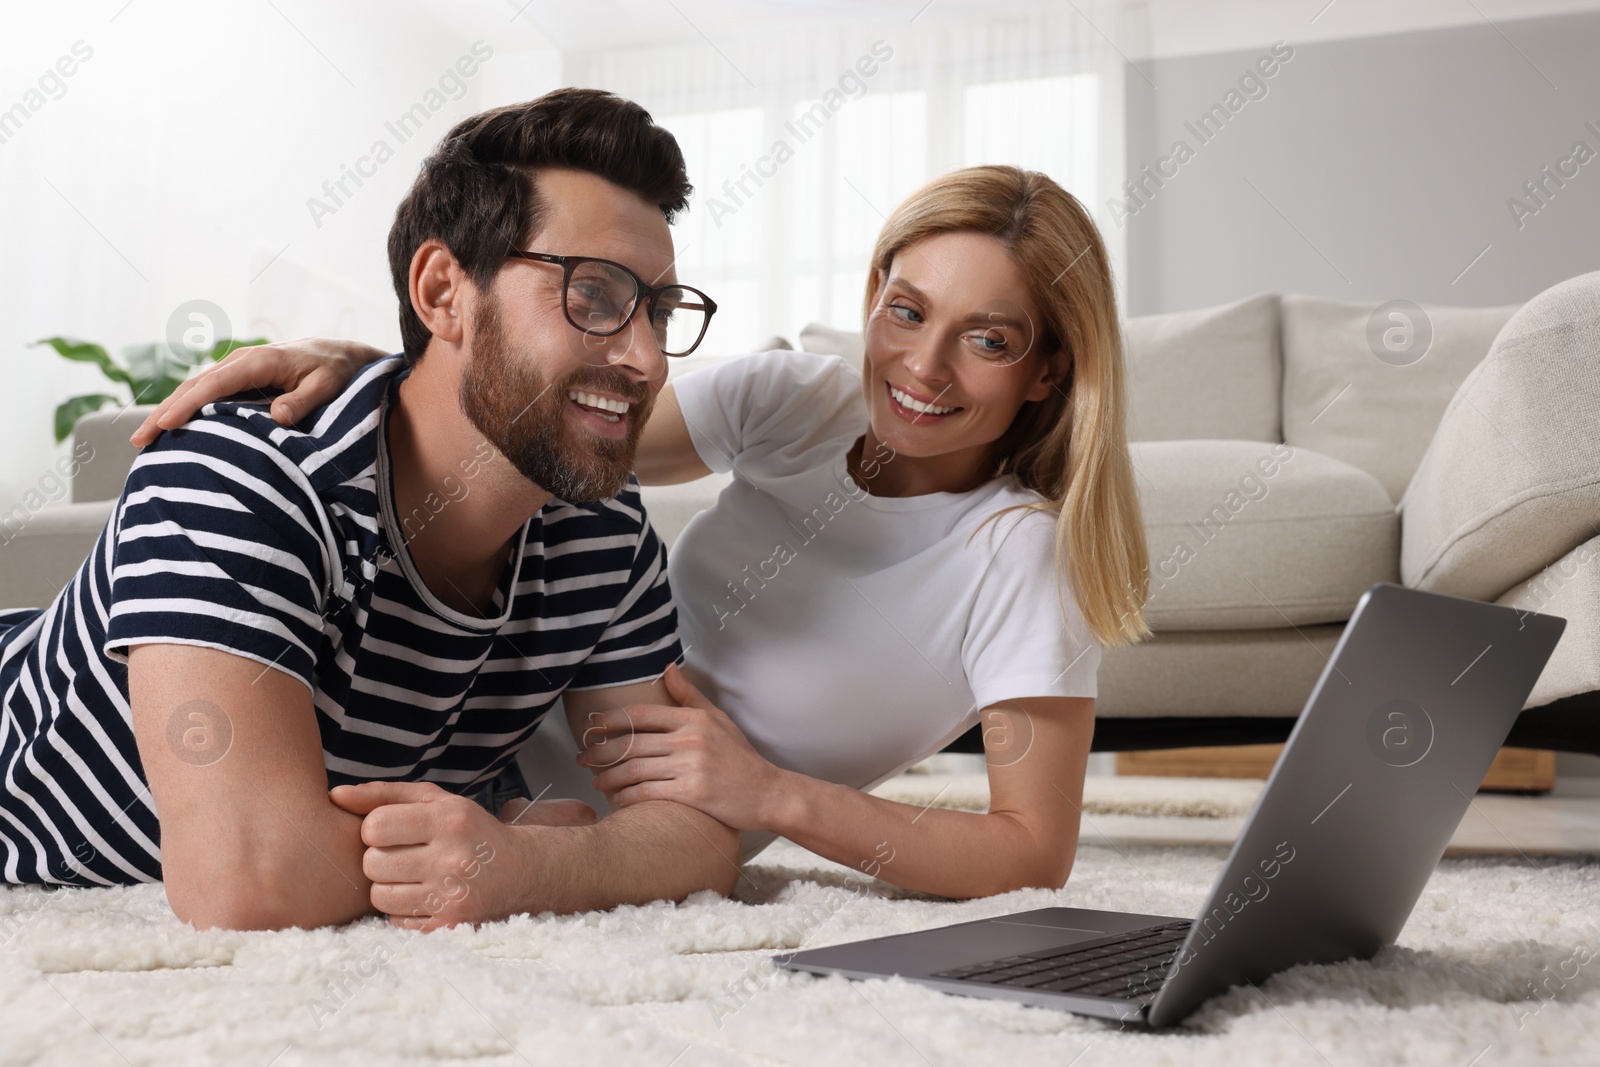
101, 418, 332, 691
564, 509, 682, 692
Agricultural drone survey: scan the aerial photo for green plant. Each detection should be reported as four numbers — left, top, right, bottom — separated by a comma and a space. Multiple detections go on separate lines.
32, 336, 268, 443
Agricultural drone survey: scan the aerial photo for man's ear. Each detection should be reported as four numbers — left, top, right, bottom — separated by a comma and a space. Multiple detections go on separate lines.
409, 239, 467, 346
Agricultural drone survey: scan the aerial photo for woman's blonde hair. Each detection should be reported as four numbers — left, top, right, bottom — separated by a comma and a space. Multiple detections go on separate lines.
863, 165, 1151, 649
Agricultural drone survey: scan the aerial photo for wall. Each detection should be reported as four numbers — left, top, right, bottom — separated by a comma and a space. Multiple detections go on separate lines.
0, 1, 561, 516
1121, 9, 1600, 315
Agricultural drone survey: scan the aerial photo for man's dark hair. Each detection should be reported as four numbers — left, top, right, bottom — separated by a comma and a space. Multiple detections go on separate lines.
386, 87, 692, 364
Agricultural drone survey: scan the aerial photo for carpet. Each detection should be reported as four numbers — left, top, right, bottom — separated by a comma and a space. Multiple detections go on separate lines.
0, 790, 1596, 1066
872, 772, 1265, 819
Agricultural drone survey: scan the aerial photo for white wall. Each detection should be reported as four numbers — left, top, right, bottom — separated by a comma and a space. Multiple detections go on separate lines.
1120, 7, 1600, 314
1127, 0, 1600, 58
2, 0, 1111, 515
0, 0, 561, 512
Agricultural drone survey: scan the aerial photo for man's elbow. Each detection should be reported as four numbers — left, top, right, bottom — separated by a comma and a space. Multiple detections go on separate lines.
175, 902, 278, 932
165, 861, 364, 932
704, 855, 741, 898
168, 875, 287, 931
171, 889, 362, 932
677, 825, 741, 899
642, 801, 742, 899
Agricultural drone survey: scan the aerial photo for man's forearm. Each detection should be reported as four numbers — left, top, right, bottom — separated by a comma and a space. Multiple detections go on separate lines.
504, 800, 741, 914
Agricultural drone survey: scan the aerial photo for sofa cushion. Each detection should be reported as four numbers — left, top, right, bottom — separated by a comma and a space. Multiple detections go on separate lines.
1122, 294, 1281, 444
797, 323, 865, 370
1134, 439, 1398, 631
1399, 269, 1600, 603
1098, 622, 1345, 718
1281, 295, 1519, 503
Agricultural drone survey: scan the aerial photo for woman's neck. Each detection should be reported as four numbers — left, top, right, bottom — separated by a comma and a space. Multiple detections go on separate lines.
845, 428, 992, 498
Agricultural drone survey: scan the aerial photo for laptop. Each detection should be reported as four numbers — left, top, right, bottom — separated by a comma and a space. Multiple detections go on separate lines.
777, 581, 1566, 1027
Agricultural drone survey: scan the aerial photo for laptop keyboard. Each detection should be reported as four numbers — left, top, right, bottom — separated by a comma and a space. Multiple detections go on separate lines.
931, 921, 1192, 1000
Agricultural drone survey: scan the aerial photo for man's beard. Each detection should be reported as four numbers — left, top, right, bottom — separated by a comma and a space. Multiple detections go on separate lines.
458, 296, 653, 505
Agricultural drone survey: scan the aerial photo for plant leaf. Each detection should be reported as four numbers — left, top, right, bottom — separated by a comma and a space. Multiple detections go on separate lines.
135, 373, 190, 406
123, 343, 200, 405
122, 343, 171, 384
32, 337, 133, 386
55, 394, 119, 444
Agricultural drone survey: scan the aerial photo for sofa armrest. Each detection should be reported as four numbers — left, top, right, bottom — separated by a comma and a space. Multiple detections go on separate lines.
70, 405, 155, 504
1400, 270, 1600, 601
0, 501, 115, 611
1497, 535, 1600, 707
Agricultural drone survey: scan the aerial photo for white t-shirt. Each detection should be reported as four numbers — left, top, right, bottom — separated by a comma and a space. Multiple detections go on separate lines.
669, 349, 1100, 855
516, 350, 1102, 853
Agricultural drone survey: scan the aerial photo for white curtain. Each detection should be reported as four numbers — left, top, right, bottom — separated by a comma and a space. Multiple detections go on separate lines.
565, 4, 1119, 357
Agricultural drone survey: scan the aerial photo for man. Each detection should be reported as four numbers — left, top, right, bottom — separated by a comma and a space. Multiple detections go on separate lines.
0, 88, 739, 931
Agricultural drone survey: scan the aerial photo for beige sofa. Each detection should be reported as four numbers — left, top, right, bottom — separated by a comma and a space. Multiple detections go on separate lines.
5, 271, 1597, 752
652, 272, 1600, 753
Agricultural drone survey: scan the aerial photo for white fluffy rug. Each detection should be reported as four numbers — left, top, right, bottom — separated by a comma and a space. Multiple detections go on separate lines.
873, 772, 1265, 820
1, 834, 1597, 1067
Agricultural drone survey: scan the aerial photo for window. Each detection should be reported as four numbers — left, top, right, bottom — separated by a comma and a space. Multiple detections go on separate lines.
964, 74, 1099, 209
570, 13, 1110, 356
797, 90, 928, 334
655, 107, 766, 359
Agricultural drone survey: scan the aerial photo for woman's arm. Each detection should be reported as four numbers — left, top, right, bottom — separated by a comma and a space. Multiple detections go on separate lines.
581, 665, 1094, 898
634, 384, 712, 485
129, 339, 390, 446
765, 696, 1093, 896
128, 337, 715, 486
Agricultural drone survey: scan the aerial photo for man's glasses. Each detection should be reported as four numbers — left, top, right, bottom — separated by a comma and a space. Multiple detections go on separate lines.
505, 250, 718, 357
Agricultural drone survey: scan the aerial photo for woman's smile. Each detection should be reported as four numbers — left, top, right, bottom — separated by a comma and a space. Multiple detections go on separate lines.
885, 380, 962, 423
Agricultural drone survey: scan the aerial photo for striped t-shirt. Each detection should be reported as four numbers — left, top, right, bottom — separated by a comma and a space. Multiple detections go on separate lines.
0, 356, 680, 887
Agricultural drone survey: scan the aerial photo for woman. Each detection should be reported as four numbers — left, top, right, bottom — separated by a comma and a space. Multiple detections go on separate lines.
134, 166, 1151, 899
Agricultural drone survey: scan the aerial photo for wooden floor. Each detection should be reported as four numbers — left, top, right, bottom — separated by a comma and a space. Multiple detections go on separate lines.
1117, 744, 1557, 792
1076, 792, 1600, 857
914, 748, 1600, 855
1101, 742, 1592, 855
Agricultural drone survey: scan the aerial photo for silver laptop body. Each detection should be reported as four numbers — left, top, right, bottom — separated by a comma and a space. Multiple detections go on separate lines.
777, 582, 1567, 1027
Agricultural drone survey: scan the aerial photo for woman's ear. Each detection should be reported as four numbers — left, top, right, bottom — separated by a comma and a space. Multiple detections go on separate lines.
864, 265, 887, 317
1024, 349, 1068, 403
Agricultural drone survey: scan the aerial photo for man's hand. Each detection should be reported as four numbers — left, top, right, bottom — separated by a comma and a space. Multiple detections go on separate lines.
331, 677, 744, 930
331, 781, 532, 932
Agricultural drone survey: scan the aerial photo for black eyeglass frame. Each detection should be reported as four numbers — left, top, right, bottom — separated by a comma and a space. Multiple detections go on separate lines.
504, 249, 719, 357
